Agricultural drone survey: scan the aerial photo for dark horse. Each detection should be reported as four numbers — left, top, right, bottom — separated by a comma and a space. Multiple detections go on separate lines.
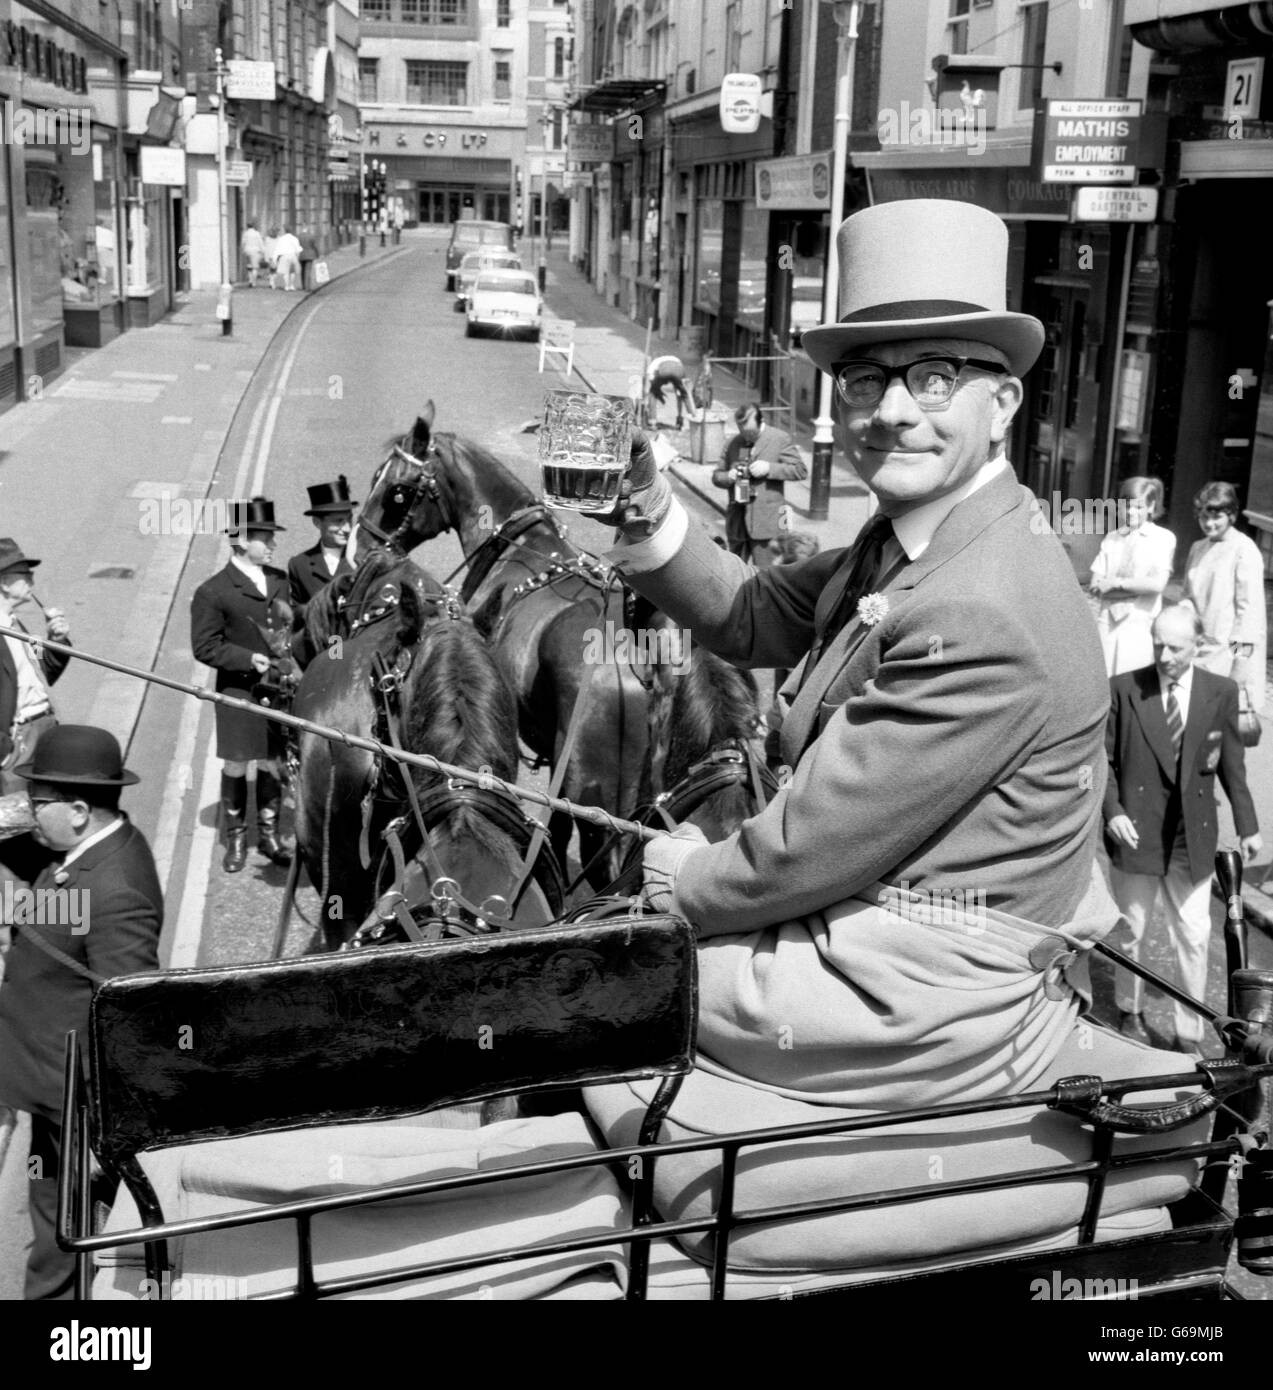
293, 526, 564, 950
347, 405, 649, 888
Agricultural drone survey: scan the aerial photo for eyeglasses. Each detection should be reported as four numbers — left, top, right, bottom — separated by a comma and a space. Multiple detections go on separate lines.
1197, 507, 1233, 518
27, 796, 70, 811
833, 356, 1009, 411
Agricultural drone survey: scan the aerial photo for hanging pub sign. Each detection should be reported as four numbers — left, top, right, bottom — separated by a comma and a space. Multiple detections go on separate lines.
567, 120, 614, 164
1041, 99, 1143, 184
720, 74, 762, 134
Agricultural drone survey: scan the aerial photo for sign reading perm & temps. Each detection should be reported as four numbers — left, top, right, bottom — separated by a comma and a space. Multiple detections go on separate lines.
1041, 99, 1142, 184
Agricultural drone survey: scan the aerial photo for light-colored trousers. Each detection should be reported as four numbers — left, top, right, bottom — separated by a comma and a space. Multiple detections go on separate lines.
1108, 858, 1213, 1045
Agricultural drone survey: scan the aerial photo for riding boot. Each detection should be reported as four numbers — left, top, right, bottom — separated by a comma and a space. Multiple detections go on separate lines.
221, 773, 248, 874
255, 770, 293, 867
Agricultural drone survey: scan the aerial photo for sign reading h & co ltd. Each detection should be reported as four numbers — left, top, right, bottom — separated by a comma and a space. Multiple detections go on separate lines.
568, 121, 614, 164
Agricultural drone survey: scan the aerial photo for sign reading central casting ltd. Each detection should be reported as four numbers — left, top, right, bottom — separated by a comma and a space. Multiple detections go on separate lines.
1041, 99, 1142, 184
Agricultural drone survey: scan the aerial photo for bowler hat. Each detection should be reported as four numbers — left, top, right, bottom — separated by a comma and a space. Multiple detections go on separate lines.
226, 497, 286, 535
304, 476, 358, 516
14, 724, 140, 786
801, 200, 1045, 379
0, 538, 42, 574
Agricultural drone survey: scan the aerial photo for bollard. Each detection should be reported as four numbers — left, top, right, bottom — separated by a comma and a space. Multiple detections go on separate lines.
216, 282, 232, 337
537, 260, 547, 293
359, 234, 366, 258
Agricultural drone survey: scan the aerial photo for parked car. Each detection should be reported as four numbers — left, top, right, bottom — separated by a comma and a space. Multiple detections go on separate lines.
465, 269, 543, 341
444, 220, 515, 290
455, 249, 523, 307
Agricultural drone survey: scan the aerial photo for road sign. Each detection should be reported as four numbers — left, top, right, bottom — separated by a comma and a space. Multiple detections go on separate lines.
1073, 186, 1158, 223
1042, 99, 1142, 184
225, 60, 276, 101
225, 161, 252, 186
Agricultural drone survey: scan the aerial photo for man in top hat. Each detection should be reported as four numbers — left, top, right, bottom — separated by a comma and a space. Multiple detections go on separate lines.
587, 200, 1146, 1182
288, 475, 357, 609
190, 498, 294, 874
0, 539, 72, 797
0, 725, 162, 1299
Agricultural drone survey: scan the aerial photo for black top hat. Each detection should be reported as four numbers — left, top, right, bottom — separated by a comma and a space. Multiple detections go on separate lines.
14, 724, 140, 786
226, 497, 286, 535
0, 538, 42, 574
304, 476, 358, 516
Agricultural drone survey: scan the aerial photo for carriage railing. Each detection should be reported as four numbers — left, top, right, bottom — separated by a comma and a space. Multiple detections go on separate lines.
59, 1043, 1273, 1302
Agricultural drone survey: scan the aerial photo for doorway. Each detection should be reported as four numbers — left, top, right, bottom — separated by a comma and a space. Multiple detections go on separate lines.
1024, 281, 1097, 505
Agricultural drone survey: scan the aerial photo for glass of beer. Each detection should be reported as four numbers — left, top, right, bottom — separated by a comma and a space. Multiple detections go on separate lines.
538, 390, 633, 513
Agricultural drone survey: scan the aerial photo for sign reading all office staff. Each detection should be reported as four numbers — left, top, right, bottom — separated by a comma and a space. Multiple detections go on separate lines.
720, 73, 762, 134
139, 145, 186, 186
1042, 99, 1142, 184
755, 152, 832, 210
225, 60, 276, 101
1073, 186, 1158, 223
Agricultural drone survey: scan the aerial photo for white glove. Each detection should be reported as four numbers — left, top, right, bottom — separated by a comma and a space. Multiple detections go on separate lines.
641, 822, 710, 915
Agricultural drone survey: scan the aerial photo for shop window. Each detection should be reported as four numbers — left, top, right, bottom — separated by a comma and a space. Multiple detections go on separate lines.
494, 60, 510, 102
126, 187, 162, 293
737, 203, 767, 334
406, 60, 467, 106
696, 199, 723, 315
25, 162, 63, 332
0, 147, 14, 344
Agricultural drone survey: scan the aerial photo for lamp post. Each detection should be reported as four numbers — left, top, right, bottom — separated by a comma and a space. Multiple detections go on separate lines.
809, 0, 864, 520
214, 47, 232, 335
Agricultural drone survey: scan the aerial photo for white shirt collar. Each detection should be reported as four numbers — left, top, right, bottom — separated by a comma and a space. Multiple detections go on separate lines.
60, 814, 125, 871
231, 554, 267, 592
1164, 666, 1193, 699
887, 456, 1009, 562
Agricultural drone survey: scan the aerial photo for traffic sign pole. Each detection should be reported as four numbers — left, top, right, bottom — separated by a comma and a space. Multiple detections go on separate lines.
215, 47, 232, 336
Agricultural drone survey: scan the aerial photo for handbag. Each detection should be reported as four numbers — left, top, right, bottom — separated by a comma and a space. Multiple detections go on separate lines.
1238, 689, 1262, 748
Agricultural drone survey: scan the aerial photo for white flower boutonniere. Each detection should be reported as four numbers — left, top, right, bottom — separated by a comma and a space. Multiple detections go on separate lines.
857, 593, 889, 627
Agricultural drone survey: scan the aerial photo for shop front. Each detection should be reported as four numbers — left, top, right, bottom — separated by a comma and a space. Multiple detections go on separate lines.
361, 122, 518, 226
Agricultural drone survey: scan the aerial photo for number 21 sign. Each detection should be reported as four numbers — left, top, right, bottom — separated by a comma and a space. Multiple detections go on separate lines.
1225, 57, 1264, 121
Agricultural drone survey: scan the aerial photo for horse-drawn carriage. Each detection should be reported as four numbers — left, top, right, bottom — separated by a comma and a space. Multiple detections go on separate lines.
40, 415, 1273, 1300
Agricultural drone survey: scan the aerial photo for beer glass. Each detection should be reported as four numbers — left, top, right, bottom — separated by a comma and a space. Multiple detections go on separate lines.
538, 390, 633, 513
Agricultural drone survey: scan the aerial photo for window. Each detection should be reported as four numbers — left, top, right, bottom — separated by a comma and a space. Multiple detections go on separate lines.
359, 57, 379, 103
406, 60, 468, 106
400, 0, 466, 18
1018, 1, 1049, 112
946, 0, 971, 57
362, 0, 391, 18
497, 0, 510, 24
494, 59, 510, 101
554, 36, 565, 79
725, 2, 743, 71
550, 109, 563, 150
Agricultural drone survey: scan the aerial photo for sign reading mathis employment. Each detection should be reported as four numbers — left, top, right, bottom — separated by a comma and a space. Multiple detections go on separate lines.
720, 73, 762, 134
1073, 186, 1158, 223
225, 60, 276, 101
755, 152, 832, 210
1042, 100, 1141, 184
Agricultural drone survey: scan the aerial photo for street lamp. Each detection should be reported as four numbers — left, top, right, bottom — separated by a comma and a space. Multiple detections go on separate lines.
214, 48, 232, 336
810, 0, 869, 520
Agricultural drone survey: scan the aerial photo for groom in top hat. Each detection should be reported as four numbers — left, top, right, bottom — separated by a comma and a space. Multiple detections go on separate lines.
0, 725, 162, 1299
288, 475, 358, 609
190, 498, 295, 874
594, 200, 1134, 1130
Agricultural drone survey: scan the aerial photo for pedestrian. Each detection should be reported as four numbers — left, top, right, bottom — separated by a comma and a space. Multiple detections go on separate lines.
598, 198, 1148, 1177
262, 226, 280, 288
0, 539, 71, 797
1103, 604, 1260, 1056
1089, 475, 1176, 676
240, 220, 265, 288
645, 354, 694, 431
711, 403, 808, 569
288, 476, 357, 609
190, 498, 295, 873
762, 530, 821, 768
1182, 481, 1266, 727
273, 227, 303, 291
298, 225, 319, 291
392, 203, 404, 245
0, 724, 162, 1299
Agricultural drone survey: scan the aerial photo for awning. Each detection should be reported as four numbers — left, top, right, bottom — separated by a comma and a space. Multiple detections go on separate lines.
1131, 0, 1273, 49
568, 78, 665, 115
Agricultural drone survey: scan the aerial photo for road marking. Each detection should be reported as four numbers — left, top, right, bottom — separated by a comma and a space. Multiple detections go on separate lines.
113, 371, 179, 381
161, 415, 193, 424
251, 301, 323, 493
167, 713, 221, 970
50, 380, 165, 402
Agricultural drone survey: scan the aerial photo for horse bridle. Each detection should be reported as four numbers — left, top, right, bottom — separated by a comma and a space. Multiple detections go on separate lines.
355, 442, 444, 551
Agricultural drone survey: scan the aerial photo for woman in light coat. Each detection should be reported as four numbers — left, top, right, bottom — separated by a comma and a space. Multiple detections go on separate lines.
1089, 476, 1176, 676
1183, 480, 1267, 714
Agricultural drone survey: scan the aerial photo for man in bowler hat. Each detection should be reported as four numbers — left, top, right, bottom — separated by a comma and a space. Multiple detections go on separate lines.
0, 725, 162, 1299
592, 200, 1151, 1157
191, 498, 295, 873
712, 403, 808, 568
288, 475, 357, 609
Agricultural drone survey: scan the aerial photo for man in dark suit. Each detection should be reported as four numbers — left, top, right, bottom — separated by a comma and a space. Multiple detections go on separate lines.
0, 725, 162, 1299
0, 539, 72, 795
1104, 604, 1260, 1054
711, 404, 808, 568
288, 476, 357, 609
191, 498, 294, 873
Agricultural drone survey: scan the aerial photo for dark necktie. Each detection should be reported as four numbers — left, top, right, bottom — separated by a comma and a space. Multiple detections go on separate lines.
1166, 681, 1183, 763
798, 512, 895, 694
